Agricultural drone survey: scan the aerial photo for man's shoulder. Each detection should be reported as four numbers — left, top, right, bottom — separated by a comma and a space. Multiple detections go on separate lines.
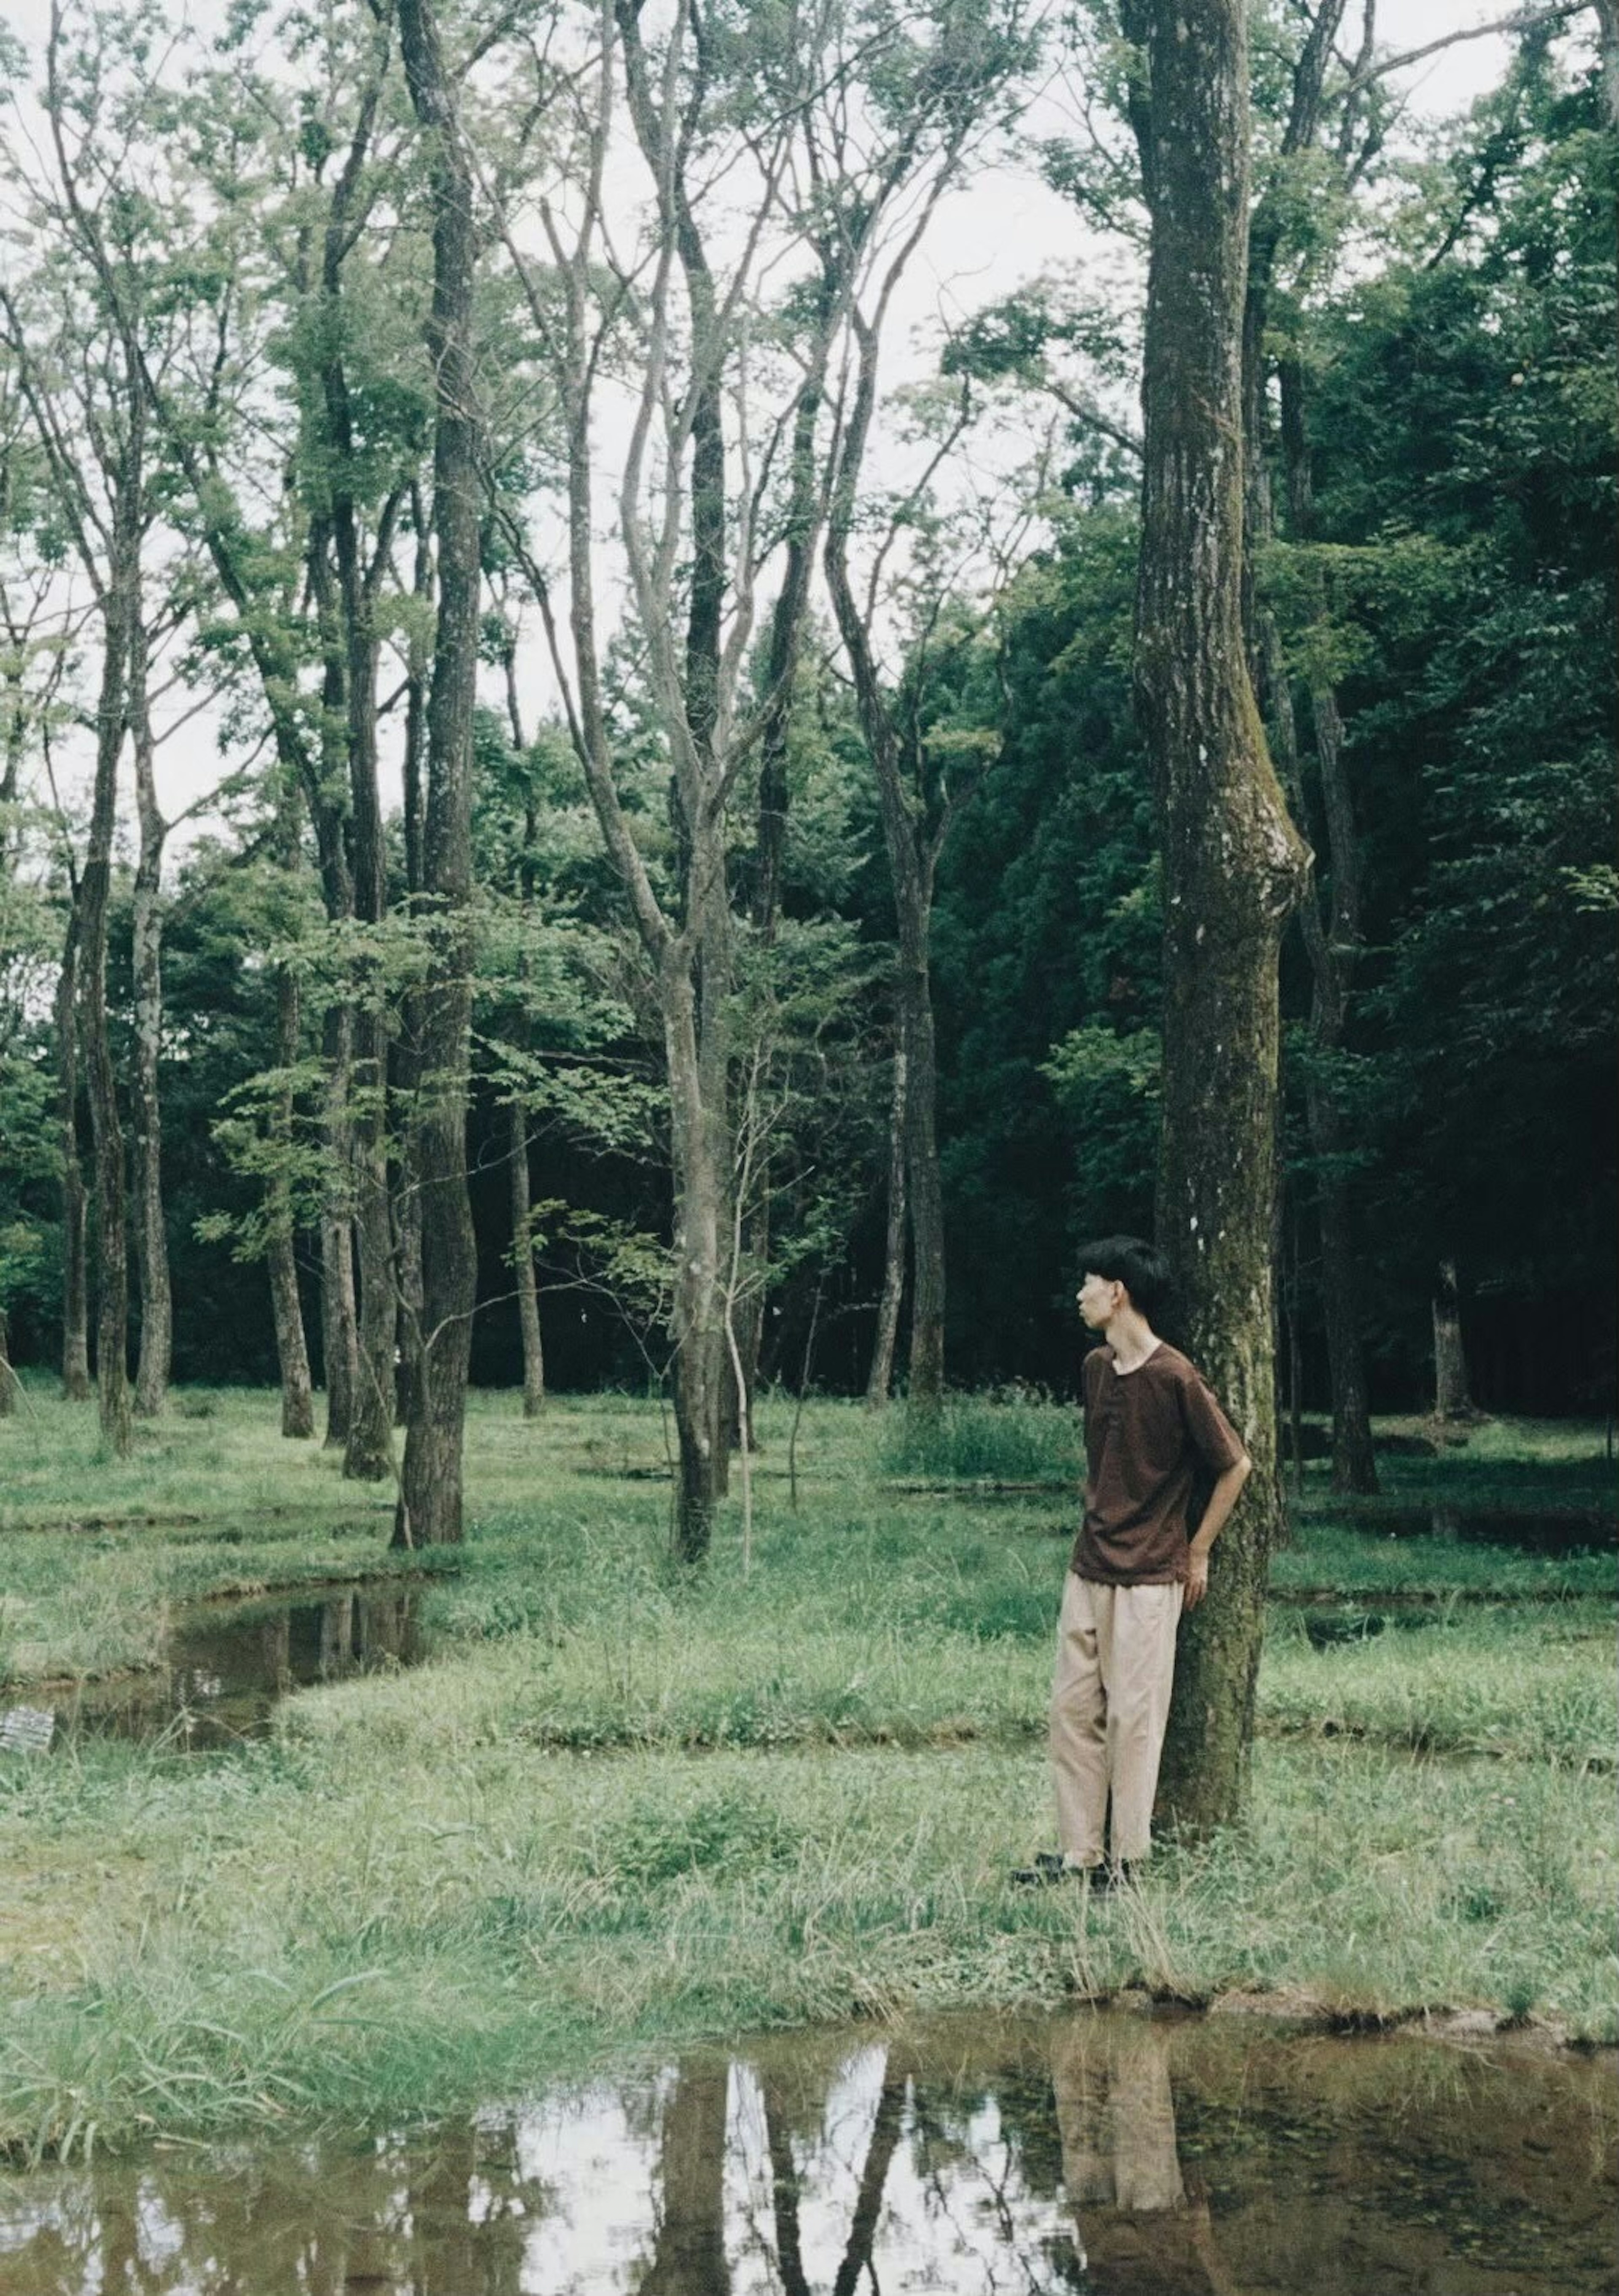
1081, 1343, 1114, 1386
1139, 1344, 1214, 1397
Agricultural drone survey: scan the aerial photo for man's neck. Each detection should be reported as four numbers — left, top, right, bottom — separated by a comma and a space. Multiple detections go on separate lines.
1105, 1308, 1160, 1373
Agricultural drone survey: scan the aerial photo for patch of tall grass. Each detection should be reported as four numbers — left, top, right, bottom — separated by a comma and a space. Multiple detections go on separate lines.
1272, 1518, 1614, 1602
1261, 1602, 1615, 1766
873, 1392, 1081, 1484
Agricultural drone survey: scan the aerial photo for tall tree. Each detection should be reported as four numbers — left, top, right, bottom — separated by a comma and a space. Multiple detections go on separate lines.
1119, 0, 1310, 1833
502, 0, 1029, 1549
392, 0, 482, 1548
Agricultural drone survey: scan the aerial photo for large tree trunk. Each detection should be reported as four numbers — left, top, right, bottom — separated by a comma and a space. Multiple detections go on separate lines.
394, 0, 481, 1549
865, 1035, 909, 1409
509, 1096, 545, 1417
267, 958, 315, 1439
1432, 1257, 1474, 1421
128, 618, 171, 1418
1122, 0, 1310, 1836
54, 912, 92, 1402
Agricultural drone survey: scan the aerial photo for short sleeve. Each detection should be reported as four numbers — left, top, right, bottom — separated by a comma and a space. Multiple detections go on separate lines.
1178, 1365, 1245, 1476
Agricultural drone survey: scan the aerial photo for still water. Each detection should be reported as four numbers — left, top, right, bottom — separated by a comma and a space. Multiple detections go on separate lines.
1, 2012, 1612, 2294
1, 1584, 425, 1754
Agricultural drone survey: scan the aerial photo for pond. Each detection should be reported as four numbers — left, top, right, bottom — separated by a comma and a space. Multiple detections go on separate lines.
0, 2010, 1612, 2293
0, 1583, 426, 1754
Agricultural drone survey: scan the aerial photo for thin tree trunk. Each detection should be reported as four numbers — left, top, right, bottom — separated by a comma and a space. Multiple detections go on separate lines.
394, 0, 482, 1549
830, 2069, 907, 2296
1278, 367, 1377, 1495
510, 1096, 544, 1417
824, 306, 949, 1411
394, 489, 432, 1432
1284, 1186, 1304, 1502
1432, 1257, 1474, 1421
325, 248, 398, 1483
320, 1001, 359, 1450
80, 504, 137, 1459
900, 941, 945, 1406
503, 657, 545, 1422
128, 616, 171, 1417
344, 1051, 396, 1481
55, 910, 92, 1401
866, 1035, 908, 1409
666, 955, 732, 1560
268, 958, 315, 1439
1121, 0, 1310, 1835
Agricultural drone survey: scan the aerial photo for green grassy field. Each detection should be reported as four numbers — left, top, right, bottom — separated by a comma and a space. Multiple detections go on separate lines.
0, 1383, 1613, 2159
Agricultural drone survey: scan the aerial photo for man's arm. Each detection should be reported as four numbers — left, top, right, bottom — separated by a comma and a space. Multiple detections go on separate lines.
1183, 1454, 1251, 1610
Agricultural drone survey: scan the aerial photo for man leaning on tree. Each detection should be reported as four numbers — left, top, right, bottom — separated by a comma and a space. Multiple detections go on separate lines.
1015, 1237, 1251, 1892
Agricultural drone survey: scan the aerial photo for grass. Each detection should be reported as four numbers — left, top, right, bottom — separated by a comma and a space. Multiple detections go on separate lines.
1272, 1517, 1614, 1602
0, 1384, 1613, 2159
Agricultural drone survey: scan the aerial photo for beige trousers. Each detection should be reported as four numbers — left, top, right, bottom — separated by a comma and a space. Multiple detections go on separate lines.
1049, 1572, 1183, 1868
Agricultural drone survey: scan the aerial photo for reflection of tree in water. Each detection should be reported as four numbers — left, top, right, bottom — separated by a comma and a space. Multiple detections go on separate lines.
643, 2066, 732, 2296
745, 2022, 1239, 2296
3, 2118, 538, 2294
6, 2017, 1609, 2293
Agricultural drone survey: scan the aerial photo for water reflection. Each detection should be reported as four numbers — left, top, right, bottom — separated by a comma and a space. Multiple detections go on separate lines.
4, 1585, 425, 1754
1, 2011, 1614, 2294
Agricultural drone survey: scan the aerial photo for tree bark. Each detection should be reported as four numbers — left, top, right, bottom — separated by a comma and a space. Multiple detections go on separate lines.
1432, 1257, 1475, 1421
319, 1000, 359, 1449
865, 1034, 909, 1409
128, 615, 171, 1418
55, 910, 92, 1401
0, 1307, 13, 1417
321, 153, 398, 1486
394, 492, 432, 1431
1121, 0, 1311, 1835
510, 1096, 545, 1417
267, 957, 315, 1439
665, 953, 732, 1558
394, 0, 482, 1549
79, 487, 137, 1458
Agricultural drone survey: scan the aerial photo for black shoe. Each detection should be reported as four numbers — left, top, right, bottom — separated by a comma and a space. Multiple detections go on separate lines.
1012, 1852, 1101, 1888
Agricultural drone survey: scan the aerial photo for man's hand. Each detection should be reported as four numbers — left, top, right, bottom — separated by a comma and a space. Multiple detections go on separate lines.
1184, 1547, 1211, 1610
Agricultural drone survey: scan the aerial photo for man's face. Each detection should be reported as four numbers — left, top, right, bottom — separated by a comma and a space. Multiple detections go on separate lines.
1077, 1271, 1122, 1329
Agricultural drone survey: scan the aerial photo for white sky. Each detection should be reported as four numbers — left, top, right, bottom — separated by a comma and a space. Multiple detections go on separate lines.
0, 0, 1591, 861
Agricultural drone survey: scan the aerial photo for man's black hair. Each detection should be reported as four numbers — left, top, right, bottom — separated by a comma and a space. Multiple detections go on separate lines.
1076, 1235, 1175, 1325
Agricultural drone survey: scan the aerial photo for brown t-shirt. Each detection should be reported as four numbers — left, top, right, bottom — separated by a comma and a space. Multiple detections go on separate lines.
1069, 1342, 1246, 1586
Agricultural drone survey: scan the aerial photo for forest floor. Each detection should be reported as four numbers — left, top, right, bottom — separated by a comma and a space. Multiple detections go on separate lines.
0, 1383, 1613, 2157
